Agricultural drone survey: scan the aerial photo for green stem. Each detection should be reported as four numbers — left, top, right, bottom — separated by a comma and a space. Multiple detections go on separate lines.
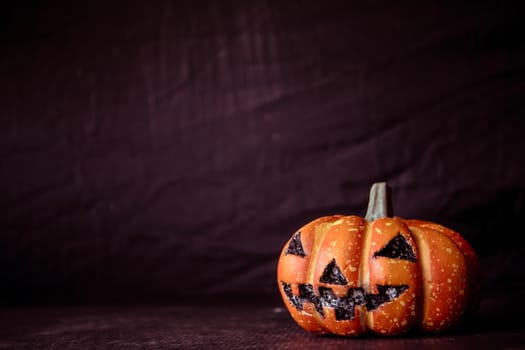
364, 182, 393, 221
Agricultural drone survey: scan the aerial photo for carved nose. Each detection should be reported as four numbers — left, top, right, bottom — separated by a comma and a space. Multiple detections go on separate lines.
319, 259, 348, 285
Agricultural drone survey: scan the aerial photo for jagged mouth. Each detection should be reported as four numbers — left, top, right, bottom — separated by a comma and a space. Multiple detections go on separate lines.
281, 282, 409, 321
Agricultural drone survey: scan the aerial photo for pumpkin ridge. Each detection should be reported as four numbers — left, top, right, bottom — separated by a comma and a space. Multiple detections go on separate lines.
406, 220, 480, 316
407, 226, 430, 330
306, 220, 337, 327
358, 220, 373, 332
408, 224, 469, 332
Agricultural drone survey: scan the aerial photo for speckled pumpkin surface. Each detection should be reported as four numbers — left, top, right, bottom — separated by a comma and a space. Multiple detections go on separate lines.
277, 183, 480, 336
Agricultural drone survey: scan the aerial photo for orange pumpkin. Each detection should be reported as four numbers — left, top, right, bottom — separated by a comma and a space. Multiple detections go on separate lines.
277, 183, 479, 336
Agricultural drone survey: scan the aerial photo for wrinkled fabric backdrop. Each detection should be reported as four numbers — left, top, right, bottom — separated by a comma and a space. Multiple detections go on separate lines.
1, 0, 524, 304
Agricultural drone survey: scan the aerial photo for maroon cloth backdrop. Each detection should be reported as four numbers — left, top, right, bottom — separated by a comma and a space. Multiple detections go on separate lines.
1, 0, 525, 304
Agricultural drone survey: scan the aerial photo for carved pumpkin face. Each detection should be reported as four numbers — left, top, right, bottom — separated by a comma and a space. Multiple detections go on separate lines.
277, 184, 479, 336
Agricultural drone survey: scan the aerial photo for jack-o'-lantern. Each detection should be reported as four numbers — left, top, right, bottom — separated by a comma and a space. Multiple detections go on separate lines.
277, 183, 479, 336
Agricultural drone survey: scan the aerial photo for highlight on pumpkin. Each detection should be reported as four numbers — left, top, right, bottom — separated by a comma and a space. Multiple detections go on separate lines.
276, 182, 480, 336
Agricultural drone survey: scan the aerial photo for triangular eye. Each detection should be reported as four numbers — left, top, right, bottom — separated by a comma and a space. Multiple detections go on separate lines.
373, 234, 417, 262
285, 232, 306, 257
320, 259, 348, 285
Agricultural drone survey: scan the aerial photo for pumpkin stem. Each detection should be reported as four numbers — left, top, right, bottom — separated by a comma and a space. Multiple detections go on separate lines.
364, 182, 393, 221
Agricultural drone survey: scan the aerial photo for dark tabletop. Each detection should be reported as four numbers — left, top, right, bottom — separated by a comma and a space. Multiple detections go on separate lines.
1, 295, 523, 350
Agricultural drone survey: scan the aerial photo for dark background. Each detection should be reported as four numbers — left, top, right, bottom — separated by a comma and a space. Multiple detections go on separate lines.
1, 0, 524, 306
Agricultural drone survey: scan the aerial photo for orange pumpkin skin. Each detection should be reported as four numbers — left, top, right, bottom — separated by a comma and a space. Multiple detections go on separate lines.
277, 212, 479, 336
